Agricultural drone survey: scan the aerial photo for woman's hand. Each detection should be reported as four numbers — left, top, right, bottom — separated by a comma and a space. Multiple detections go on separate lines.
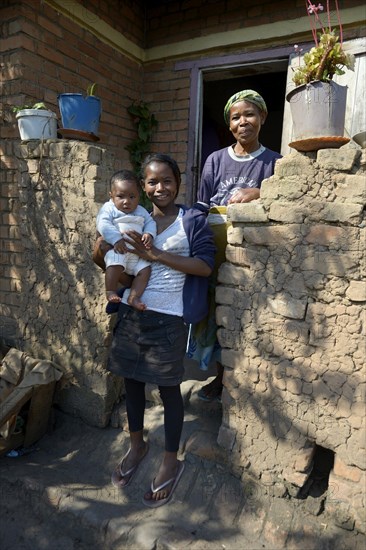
124, 230, 212, 276
227, 187, 260, 204
124, 230, 159, 261
113, 238, 129, 254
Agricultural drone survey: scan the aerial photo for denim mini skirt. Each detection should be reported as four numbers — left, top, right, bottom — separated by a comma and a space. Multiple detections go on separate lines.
107, 303, 188, 386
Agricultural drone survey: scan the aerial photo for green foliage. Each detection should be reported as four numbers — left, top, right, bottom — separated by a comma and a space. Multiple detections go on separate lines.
292, 30, 354, 86
292, 2, 354, 87
125, 101, 158, 209
86, 83, 97, 96
12, 102, 47, 113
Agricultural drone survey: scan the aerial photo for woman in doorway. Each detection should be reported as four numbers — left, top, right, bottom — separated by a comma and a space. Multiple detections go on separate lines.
188, 89, 282, 401
95, 154, 215, 507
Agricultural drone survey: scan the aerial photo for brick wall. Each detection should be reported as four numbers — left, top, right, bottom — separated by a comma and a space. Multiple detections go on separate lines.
216, 144, 366, 533
14, 139, 118, 427
142, 60, 191, 203
1, 1, 144, 150
0, 0, 144, 338
145, 0, 366, 47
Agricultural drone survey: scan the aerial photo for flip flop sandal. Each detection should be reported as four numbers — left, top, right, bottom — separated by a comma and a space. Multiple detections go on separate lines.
142, 461, 185, 508
111, 442, 149, 488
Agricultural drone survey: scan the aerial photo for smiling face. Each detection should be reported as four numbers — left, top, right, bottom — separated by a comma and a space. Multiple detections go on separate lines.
229, 100, 267, 153
110, 179, 140, 214
142, 160, 180, 212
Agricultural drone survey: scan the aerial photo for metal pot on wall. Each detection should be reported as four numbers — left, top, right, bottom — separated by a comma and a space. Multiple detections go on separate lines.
286, 81, 349, 152
352, 131, 366, 148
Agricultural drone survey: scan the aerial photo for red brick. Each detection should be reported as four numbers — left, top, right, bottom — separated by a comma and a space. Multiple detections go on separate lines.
37, 43, 65, 66
21, 19, 44, 41
38, 15, 63, 38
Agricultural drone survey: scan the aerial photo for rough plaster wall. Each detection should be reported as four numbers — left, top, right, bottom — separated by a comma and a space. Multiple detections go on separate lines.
16, 139, 121, 428
216, 145, 366, 533
13, 138, 366, 531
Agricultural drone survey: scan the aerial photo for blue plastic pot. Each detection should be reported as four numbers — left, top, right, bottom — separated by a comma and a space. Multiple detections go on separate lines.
58, 93, 101, 135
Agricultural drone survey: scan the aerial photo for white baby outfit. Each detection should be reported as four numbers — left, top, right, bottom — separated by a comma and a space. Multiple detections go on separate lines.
97, 200, 157, 276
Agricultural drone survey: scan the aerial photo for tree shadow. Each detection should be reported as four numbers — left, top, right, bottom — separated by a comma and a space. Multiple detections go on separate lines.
216, 149, 365, 533
14, 140, 120, 426
1, 408, 365, 549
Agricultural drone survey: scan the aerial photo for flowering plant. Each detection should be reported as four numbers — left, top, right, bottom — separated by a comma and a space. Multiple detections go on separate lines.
292, 0, 354, 86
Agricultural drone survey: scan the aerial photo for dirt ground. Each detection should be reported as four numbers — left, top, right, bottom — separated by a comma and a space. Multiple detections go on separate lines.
1, 401, 365, 550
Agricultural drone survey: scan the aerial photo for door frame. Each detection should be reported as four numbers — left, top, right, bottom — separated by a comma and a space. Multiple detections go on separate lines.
175, 45, 296, 206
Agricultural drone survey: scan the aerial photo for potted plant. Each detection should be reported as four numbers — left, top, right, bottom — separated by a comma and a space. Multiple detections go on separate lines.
58, 83, 101, 140
13, 102, 58, 141
286, 0, 355, 150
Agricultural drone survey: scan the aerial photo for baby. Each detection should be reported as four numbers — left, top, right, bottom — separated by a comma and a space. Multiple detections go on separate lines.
96, 170, 156, 311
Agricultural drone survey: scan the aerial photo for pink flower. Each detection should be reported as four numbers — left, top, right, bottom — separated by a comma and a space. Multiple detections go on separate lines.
307, 2, 324, 15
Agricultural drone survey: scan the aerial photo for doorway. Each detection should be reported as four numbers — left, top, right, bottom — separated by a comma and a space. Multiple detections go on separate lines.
194, 60, 288, 198
181, 58, 289, 440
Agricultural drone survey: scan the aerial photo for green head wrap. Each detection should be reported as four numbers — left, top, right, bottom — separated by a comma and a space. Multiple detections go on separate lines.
223, 89, 268, 125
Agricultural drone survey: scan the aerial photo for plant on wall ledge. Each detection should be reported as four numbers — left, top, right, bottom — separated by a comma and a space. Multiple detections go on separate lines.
12, 102, 47, 113
125, 101, 158, 208
286, 0, 355, 149
291, 0, 354, 86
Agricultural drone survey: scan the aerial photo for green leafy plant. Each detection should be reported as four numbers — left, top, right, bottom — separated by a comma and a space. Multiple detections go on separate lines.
12, 102, 47, 113
86, 83, 97, 96
125, 101, 158, 209
292, 0, 354, 86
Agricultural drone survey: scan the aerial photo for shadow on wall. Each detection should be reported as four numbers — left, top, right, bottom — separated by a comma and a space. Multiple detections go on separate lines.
216, 146, 365, 530
14, 139, 122, 427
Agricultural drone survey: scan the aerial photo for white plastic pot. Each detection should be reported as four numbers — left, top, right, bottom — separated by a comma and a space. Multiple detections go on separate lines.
16, 109, 57, 140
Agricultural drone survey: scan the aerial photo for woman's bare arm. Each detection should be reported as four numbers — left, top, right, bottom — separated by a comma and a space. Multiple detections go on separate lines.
92, 234, 133, 287
92, 234, 111, 271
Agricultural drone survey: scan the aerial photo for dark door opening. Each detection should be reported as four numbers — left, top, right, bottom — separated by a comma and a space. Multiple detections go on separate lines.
200, 64, 288, 174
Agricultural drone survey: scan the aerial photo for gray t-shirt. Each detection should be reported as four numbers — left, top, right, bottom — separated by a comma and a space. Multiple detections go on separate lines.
197, 145, 282, 207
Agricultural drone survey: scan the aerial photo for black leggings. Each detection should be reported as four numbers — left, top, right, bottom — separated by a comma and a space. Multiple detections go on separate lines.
124, 377, 184, 453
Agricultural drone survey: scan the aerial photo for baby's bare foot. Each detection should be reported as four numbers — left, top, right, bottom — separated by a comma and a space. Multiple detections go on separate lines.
107, 291, 122, 303
127, 294, 146, 311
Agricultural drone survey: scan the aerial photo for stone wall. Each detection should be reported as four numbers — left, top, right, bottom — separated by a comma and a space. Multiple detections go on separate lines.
216, 144, 366, 533
9, 136, 366, 531
15, 139, 121, 427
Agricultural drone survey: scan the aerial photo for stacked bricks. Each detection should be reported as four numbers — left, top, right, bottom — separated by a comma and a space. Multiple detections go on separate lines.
216, 145, 366, 533
15, 139, 120, 428
0, 0, 144, 346
0, 1, 143, 162
145, 0, 365, 48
